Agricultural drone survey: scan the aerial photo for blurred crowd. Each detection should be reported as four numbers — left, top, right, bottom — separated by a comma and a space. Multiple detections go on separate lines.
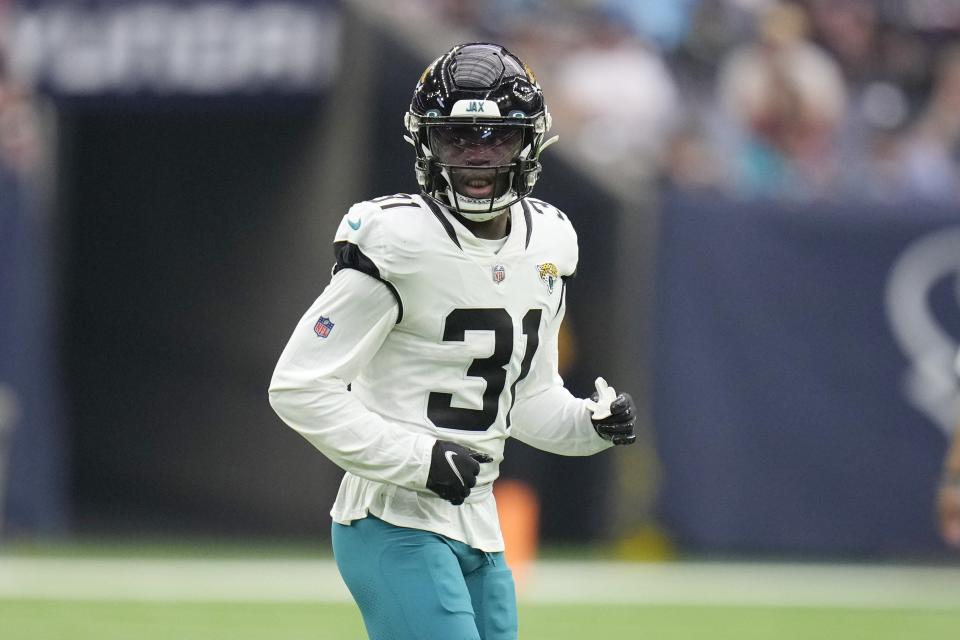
0, 2, 41, 184
4, 0, 960, 206
397, 0, 960, 205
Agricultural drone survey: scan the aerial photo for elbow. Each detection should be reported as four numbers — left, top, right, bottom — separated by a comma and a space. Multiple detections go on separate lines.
267, 389, 286, 422
267, 369, 345, 423
268, 383, 304, 431
267, 372, 294, 420
267, 386, 284, 415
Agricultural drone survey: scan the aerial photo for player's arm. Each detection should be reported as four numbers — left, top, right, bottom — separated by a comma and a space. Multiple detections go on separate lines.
269, 227, 486, 504
509, 299, 636, 455
269, 269, 436, 490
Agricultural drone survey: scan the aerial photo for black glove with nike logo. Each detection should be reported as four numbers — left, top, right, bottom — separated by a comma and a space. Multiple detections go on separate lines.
426, 440, 493, 506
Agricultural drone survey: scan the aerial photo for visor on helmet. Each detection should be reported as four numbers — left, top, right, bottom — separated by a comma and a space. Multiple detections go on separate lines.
428, 125, 525, 166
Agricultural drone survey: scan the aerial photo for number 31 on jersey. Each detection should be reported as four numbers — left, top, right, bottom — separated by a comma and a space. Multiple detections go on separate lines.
427, 308, 542, 432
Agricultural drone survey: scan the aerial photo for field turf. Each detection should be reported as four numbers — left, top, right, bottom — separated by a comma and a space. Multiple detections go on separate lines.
3, 550, 959, 639
3, 600, 959, 640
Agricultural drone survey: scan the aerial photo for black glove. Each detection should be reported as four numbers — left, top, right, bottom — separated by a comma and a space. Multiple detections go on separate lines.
591, 392, 637, 446
426, 440, 493, 506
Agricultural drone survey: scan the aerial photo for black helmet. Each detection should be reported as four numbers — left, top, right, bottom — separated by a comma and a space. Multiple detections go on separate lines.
404, 43, 556, 221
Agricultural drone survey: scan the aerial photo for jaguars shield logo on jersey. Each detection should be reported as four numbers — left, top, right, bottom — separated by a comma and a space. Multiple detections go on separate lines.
492, 264, 506, 284
537, 263, 559, 293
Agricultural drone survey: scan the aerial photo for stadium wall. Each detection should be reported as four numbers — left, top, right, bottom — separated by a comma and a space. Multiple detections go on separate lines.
654, 190, 960, 556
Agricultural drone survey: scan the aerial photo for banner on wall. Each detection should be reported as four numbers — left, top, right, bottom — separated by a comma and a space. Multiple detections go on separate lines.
654, 190, 960, 556
3, 1, 341, 100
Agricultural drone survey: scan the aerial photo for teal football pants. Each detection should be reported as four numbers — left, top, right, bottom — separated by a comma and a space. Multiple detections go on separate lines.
332, 515, 518, 640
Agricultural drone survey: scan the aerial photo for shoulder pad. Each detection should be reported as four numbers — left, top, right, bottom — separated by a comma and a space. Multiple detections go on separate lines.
523, 198, 578, 277
333, 194, 428, 280
526, 197, 569, 223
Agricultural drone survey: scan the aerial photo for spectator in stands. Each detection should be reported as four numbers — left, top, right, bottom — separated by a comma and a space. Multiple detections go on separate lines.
900, 45, 960, 203
713, 1, 848, 199
661, 118, 725, 192
808, 0, 930, 98
808, 0, 879, 85
550, 8, 678, 183
601, 0, 700, 53
0, 48, 41, 177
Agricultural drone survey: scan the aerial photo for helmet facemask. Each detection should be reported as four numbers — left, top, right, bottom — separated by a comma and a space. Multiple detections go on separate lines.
406, 113, 552, 222
432, 122, 526, 220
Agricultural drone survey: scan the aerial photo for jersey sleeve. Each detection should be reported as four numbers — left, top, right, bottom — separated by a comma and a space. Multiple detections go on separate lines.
555, 207, 579, 279
509, 235, 611, 456
268, 268, 434, 490
526, 198, 579, 278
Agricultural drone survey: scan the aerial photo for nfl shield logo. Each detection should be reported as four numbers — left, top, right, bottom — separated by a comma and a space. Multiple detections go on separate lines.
314, 315, 334, 338
492, 264, 506, 284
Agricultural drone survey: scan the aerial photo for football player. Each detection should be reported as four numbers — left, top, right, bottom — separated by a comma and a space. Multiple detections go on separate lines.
269, 42, 637, 640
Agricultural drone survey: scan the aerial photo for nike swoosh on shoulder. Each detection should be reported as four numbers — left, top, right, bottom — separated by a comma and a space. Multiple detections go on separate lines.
347, 218, 361, 230
444, 450, 465, 487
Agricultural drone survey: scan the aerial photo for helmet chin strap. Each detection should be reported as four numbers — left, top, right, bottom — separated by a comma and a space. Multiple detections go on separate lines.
439, 165, 515, 221
444, 186, 513, 222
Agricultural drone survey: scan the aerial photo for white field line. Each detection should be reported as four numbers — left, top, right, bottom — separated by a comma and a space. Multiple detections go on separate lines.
524, 561, 960, 610
0, 558, 959, 610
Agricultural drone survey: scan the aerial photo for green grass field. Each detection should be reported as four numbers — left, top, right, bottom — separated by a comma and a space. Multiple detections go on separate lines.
3, 600, 960, 640
3, 550, 959, 639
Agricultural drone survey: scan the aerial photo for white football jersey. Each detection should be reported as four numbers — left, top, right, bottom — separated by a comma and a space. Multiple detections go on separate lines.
269, 193, 611, 551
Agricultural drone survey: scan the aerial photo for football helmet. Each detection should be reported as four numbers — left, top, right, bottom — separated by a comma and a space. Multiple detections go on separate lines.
404, 43, 557, 221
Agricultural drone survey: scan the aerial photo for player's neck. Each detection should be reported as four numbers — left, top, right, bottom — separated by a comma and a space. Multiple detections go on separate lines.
452, 210, 510, 240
